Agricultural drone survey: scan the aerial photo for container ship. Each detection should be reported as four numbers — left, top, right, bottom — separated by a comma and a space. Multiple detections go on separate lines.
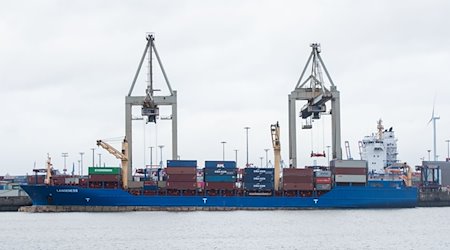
20, 36, 418, 211
21, 159, 417, 210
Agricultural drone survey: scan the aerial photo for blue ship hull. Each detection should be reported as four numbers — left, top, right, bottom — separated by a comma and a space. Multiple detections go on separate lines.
21, 184, 418, 209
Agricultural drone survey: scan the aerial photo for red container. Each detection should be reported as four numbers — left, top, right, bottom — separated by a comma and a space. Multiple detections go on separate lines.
205, 182, 235, 190
167, 174, 196, 182
89, 174, 119, 182
52, 176, 66, 185
333, 167, 367, 175
283, 182, 314, 191
165, 167, 197, 175
315, 177, 332, 184
144, 180, 156, 186
104, 182, 119, 189
27, 175, 45, 184
283, 168, 314, 177
283, 175, 313, 183
166, 181, 196, 189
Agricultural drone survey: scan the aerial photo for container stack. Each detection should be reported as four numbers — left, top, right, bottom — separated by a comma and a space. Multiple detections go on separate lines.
88, 167, 121, 189
282, 168, 314, 191
331, 160, 368, 185
243, 168, 274, 192
165, 160, 197, 190
314, 170, 332, 191
204, 161, 237, 190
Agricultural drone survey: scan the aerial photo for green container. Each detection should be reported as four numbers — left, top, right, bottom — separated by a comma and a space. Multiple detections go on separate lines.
88, 167, 121, 175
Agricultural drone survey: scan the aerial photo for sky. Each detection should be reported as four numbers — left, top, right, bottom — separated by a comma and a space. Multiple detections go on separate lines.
1, 0, 450, 175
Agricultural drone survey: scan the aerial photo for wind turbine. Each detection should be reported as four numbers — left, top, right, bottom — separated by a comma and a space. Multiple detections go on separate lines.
429, 99, 440, 162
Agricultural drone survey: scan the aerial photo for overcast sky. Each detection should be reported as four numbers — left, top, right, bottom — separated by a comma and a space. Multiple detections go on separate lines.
1, 0, 450, 175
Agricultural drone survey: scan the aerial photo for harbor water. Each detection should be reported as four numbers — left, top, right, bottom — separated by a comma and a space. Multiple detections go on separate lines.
1, 208, 449, 249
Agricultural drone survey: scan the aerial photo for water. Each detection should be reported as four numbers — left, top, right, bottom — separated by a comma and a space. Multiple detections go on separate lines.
1, 208, 449, 249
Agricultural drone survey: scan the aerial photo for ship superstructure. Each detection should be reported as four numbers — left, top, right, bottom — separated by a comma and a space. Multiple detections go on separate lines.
360, 119, 398, 173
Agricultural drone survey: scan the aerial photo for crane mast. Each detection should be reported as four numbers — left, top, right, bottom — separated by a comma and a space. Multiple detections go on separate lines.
271, 122, 281, 191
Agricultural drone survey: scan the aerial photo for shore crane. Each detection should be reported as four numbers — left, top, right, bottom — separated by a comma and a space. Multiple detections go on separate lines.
124, 33, 178, 187
288, 43, 342, 168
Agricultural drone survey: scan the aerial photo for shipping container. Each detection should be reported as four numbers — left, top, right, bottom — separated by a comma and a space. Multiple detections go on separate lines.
315, 183, 332, 190
143, 185, 158, 191
243, 168, 274, 175
335, 174, 367, 183
65, 177, 80, 184
88, 167, 121, 175
27, 175, 45, 184
157, 181, 166, 188
104, 182, 119, 189
205, 161, 237, 169
166, 181, 196, 189
205, 182, 235, 190
283, 182, 314, 191
314, 171, 332, 177
167, 174, 196, 182
204, 168, 237, 176
165, 167, 197, 175
89, 174, 120, 182
282, 175, 314, 183
204, 175, 236, 182
167, 160, 197, 168
243, 181, 274, 190
283, 168, 314, 177
330, 160, 367, 168
315, 177, 332, 184
333, 167, 367, 175
243, 175, 274, 183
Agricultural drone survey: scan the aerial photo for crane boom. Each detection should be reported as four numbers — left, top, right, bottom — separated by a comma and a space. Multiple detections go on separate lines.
96, 140, 127, 160
271, 122, 281, 191
96, 138, 130, 189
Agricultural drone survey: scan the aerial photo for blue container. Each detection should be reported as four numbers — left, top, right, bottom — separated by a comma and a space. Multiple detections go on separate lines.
143, 185, 158, 191
243, 181, 274, 190
243, 175, 274, 183
243, 168, 274, 175
205, 161, 236, 169
204, 175, 236, 182
204, 168, 237, 176
167, 160, 197, 168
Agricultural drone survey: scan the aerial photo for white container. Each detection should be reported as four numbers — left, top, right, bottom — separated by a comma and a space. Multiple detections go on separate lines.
335, 174, 367, 183
331, 160, 368, 168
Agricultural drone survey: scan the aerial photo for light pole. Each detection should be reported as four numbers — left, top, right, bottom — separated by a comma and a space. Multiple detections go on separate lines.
244, 127, 250, 167
427, 150, 431, 161
158, 145, 164, 168
79, 152, 84, 176
446, 140, 450, 160
260, 157, 263, 167
62, 153, 68, 174
78, 160, 81, 176
264, 149, 269, 167
98, 153, 102, 167
234, 149, 238, 164
221, 141, 226, 161
91, 148, 95, 168
149, 146, 154, 167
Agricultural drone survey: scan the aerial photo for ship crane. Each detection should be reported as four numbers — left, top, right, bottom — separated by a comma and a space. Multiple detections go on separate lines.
288, 43, 342, 168
96, 138, 130, 188
271, 122, 281, 191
